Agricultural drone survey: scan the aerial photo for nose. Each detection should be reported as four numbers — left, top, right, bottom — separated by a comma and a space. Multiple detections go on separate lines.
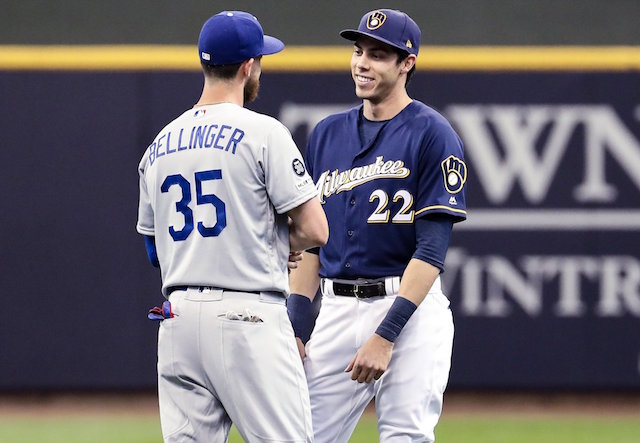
355, 55, 369, 71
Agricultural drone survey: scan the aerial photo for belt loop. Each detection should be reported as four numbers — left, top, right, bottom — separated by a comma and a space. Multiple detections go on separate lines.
385, 278, 394, 296
321, 278, 335, 296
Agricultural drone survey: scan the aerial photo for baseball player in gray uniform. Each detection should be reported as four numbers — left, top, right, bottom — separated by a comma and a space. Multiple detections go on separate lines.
288, 9, 466, 443
136, 11, 328, 443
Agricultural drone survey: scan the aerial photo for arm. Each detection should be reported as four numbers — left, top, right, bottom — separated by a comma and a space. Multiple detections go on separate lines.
346, 216, 453, 383
144, 235, 160, 268
345, 259, 439, 383
287, 251, 322, 357
289, 251, 321, 300
287, 197, 328, 252
288, 251, 322, 343
285, 197, 326, 357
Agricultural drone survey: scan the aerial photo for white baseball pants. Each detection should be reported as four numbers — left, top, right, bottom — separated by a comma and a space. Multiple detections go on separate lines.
156, 288, 313, 443
304, 276, 454, 443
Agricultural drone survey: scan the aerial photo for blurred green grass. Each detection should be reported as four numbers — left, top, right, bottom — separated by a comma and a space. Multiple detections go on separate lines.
1, 414, 639, 443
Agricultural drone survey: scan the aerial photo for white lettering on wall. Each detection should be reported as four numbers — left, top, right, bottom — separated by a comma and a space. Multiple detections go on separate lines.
444, 248, 640, 318
445, 105, 640, 204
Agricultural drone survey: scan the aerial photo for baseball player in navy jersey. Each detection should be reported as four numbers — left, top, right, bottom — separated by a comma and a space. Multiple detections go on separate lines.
288, 9, 467, 442
136, 10, 328, 443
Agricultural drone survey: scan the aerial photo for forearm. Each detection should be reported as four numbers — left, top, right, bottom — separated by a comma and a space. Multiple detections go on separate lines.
287, 251, 321, 344
289, 251, 321, 299
374, 258, 439, 343
289, 223, 323, 252
397, 258, 441, 307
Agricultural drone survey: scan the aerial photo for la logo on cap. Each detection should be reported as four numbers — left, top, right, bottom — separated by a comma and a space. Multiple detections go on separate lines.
366, 11, 386, 30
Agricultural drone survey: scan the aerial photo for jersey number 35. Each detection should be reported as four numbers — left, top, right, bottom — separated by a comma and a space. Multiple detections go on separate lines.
161, 169, 227, 241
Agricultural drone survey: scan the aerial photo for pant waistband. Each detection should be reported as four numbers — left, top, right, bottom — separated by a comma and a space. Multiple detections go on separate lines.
167, 286, 285, 303
321, 277, 401, 299
167, 286, 261, 296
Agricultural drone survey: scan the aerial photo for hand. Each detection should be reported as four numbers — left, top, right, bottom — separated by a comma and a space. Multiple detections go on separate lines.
295, 337, 306, 360
345, 334, 393, 383
288, 250, 303, 273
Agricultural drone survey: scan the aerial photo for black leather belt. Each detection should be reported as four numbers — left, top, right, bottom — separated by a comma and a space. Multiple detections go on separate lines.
332, 281, 387, 299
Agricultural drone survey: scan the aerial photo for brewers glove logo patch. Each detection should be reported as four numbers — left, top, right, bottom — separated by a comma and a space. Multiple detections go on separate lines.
441, 155, 467, 194
292, 159, 306, 176
367, 11, 387, 30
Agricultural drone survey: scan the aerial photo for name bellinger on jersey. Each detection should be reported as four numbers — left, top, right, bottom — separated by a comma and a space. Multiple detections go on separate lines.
146, 120, 245, 166
137, 103, 318, 296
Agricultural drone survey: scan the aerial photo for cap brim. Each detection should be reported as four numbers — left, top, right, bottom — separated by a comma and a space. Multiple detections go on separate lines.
261, 35, 285, 56
339, 29, 407, 53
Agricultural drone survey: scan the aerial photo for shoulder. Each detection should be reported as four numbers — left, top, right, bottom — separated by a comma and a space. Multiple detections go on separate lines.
238, 106, 292, 136
313, 105, 361, 133
404, 101, 456, 131
402, 101, 462, 146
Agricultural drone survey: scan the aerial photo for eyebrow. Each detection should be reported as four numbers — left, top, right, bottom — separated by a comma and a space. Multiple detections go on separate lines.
354, 41, 390, 53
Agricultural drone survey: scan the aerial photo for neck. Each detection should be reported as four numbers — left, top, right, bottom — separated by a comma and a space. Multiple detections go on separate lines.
363, 90, 412, 121
195, 79, 244, 107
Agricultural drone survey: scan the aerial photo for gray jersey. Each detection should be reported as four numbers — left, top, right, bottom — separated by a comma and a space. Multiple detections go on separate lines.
137, 103, 316, 295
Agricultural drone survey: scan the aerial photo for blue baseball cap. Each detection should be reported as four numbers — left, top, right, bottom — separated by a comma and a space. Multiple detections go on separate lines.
198, 11, 285, 65
340, 9, 420, 56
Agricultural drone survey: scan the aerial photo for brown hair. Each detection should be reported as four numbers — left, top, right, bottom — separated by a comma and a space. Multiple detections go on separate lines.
200, 61, 243, 80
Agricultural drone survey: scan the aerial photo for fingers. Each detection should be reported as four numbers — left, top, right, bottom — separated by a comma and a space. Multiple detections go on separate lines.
287, 251, 303, 271
295, 337, 306, 360
365, 371, 375, 384
354, 366, 378, 383
345, 355, 355, 373
346, 358, 385, 383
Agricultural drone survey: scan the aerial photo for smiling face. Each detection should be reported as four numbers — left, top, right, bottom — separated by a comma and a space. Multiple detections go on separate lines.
350, 36, 414, 106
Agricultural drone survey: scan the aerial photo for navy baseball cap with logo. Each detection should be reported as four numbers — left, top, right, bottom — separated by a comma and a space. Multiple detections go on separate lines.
340, 9, 421, 56
198, 11, 285, 65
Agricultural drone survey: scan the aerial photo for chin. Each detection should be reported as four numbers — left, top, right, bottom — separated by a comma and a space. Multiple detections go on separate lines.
355, 88, 375, 101
354, 84, 369, 96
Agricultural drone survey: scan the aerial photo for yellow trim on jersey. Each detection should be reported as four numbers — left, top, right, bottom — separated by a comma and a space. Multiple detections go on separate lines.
416, 205, 467, 216
1, 45, 640, 71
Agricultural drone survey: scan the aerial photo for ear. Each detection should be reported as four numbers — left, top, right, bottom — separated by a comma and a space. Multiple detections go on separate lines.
401, 55, 416, 74
241, 58, 255, 78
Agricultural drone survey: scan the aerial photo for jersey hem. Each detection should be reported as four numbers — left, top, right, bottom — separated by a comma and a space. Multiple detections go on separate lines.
416, 205, 467, 216
136, 225, 155, 236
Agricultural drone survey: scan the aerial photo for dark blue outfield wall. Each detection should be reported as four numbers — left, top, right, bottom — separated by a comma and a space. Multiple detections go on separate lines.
1, 70, 639, 390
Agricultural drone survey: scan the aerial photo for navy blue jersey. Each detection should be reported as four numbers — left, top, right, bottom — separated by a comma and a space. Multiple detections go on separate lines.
306, 100, 467, 279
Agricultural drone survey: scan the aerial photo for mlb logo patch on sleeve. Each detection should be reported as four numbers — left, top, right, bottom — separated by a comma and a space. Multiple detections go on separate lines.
292, 159, 306, 176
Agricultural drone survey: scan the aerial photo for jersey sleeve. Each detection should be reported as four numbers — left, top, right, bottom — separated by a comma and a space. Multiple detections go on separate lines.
304, 122, 320, 178
415, 118, 467, 222
136, 154, 155, 236
264, 122, 317, 214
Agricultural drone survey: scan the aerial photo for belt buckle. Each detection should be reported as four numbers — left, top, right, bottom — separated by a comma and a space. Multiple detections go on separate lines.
352, 284, 363, 299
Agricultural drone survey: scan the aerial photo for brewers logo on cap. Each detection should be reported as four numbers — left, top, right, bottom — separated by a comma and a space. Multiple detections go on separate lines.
366, 11, 387, 30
